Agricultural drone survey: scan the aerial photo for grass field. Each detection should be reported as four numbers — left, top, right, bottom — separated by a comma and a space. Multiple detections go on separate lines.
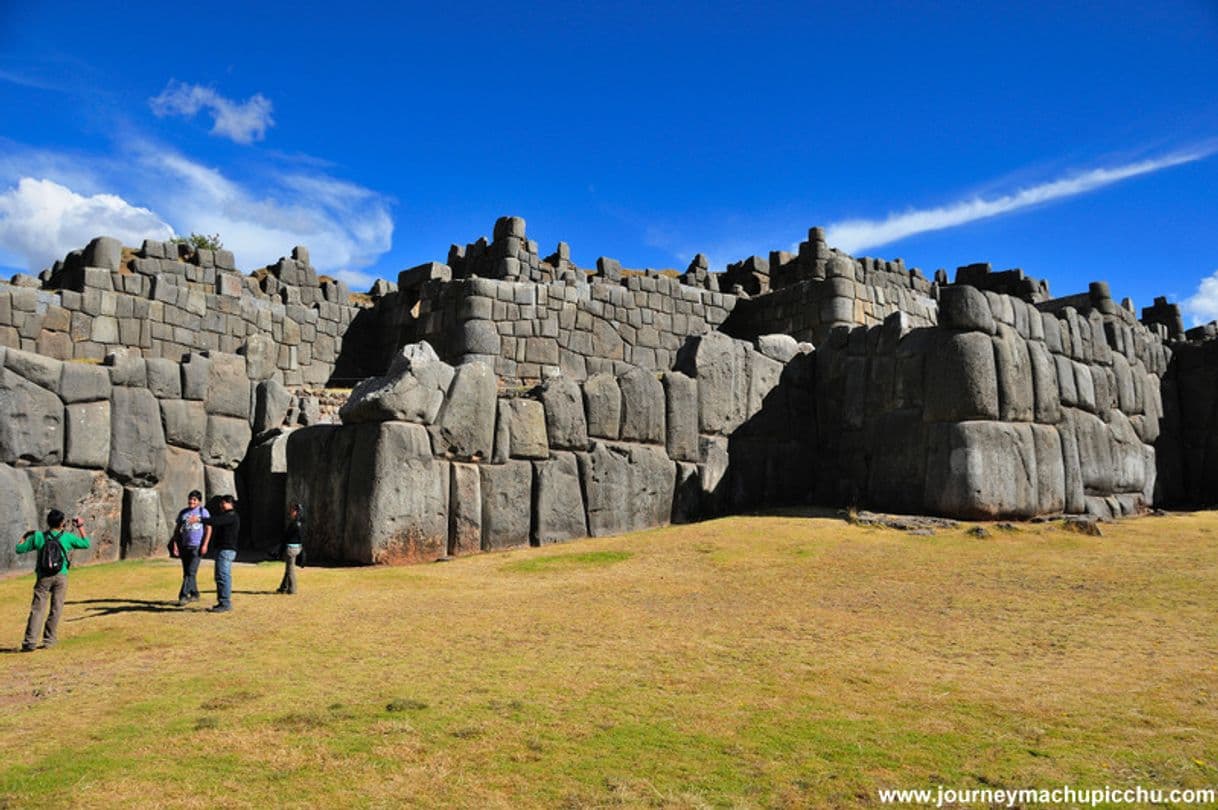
2, 511, 1217, 808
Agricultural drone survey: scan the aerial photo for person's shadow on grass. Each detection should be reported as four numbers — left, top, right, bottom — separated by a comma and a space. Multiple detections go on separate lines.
64, 598, 183, 619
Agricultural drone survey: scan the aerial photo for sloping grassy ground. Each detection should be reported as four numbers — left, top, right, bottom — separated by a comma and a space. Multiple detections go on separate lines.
1, 512, 1217, 808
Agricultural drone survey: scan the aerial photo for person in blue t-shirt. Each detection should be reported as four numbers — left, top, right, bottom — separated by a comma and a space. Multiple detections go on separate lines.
174, 490, 211, 607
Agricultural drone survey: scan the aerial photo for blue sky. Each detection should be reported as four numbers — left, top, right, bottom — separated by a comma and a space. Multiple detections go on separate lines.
2, 1, 1217, 323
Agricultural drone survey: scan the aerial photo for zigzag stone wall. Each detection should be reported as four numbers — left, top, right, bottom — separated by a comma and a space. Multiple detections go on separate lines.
1, 217, 1217, 572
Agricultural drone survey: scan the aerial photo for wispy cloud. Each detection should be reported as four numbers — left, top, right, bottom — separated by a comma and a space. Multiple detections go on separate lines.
825, 146, 1217, 253
0, 139, 394, 288
0, 178, 172, 273
1183, 269, 1218, 327
149, 80, 274, 144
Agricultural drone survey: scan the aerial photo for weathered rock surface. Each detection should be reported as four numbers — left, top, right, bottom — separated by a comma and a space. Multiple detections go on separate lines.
340, 342, 455, 424
108, 387, 165, 484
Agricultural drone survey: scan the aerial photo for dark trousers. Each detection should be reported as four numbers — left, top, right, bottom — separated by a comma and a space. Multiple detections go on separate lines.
23, 574, 67, 650
178, 546, 202, 601
277, 546, 300, 594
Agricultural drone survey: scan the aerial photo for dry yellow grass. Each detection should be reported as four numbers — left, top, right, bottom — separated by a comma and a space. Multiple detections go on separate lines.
2, 511, 1217, 808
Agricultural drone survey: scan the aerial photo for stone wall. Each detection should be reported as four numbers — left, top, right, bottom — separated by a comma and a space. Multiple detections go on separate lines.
278, 334, 813, 564
0, 342, 326, 574
1, 237, 360, 387
809, 283, 1168, 519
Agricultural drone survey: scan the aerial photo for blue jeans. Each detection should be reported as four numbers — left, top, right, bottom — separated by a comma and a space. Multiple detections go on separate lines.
178, 546, 202, 601
214, 550, 237, 608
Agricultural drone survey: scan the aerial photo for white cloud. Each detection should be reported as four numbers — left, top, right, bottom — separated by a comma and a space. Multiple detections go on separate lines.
1182, 269, 1218, 326
825, 148, 1216, 254
150, 80, 274, 144
0, 178, 172, 273
0, 139, 394, 289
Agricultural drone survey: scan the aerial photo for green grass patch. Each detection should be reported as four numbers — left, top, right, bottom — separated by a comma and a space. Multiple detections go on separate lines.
502, 549, 632, 572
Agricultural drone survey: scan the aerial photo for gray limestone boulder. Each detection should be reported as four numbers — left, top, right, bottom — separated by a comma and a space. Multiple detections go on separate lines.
480, 460, 532, 550
254, 379, 293, 435
0, 368, 63, 465
671, 462, 703, 524
145, 357, 182, 399
922, 332, 999, 422
156, 446, 205, 538
340, 342, 455, 425
65, 400, 111, 468
25, 466, 122, 565
204, 353, 251, 419
578, 441, 675, 537
924, 421, 1038, 519
532, 451, 587, 545
1030, 423, 1065, 514
6, 348, 63, 391
1070, 410, 1115, 495
993, 325, 1033, 422
449, 462, 482, 555
242, 334, 279, 381
1056, 416, 1086, 514
506, 398, 549, 459
678, 332, 749, 435
107, 355, 147, 387
582, 373, 622, 439
202, 414, 252, 469
59, 362, 111, 403
431, 361, 496, 460
756, 334, 802, 364
1027, 341, 1061, 424
0, 463, 38, 572
618, 367, 665, 444
181, 354, 210, 400
865, 409, 927, 514
122, 486, 166, 559
938, 286, 997, 334
540, 376, 588, 450
161, 400, 207, 450
346, 422, 450, 563
747, 351, 784, 422
108, 387, 166, 485
204, 465, 237, 504
83, 237, 122, 272
662, 371, 699, 462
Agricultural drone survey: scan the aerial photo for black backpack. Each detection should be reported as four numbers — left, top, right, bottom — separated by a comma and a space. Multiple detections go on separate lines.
36, 531, 66, 577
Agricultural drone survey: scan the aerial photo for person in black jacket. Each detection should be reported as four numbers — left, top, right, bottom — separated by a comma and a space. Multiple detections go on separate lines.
189, 495, 240, 613
275, 503, 305, 595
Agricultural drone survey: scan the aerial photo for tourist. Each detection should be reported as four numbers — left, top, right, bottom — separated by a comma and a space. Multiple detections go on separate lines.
190, 495, 240, 613
174, 490, 211, 606
275, 503, 305, 595
15, 510, 90, 652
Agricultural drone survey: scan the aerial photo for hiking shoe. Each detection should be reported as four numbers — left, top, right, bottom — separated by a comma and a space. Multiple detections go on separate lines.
176, 598, 189, 607
208, 605, 232, 613
19, 645, 35, 653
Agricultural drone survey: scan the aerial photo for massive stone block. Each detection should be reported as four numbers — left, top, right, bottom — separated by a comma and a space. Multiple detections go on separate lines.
541, 376, 588, 451
0, 463, 38, 572
254, 379, 293, 435
577, 442, 675, 536
938, 285, 996, 333
109, 387, 166, 485
449, 462, 481, 556
65, 400, 111, 468
865, 409, 927, 514
241, 432, 289, 555
924, 421, 1038, 519
993, 326, 1033, 422
346, 422, 450, 563
122, 486, 166, 560
156, 446, 204, 543
0, 368, 63, 466
340, 342, 455, 425
680, 332, 749, 435
202, 414, 252, 469
59, 362, 111, 403
1030, 423, 1065, 514
145, 357, 182, 399
26, 466, 122, 565
1070, 410, 1115, 495
922, 332, 999, 422
1057, 417, 1086, 514
480, 460, 532, 550
506, 398, 549, 459
431, 361, 496, 460
161, 399, 207, 450
618, 366, 665, 444
583, 372, 621, 439
204, 352, 251, 419
662, 371, 699, 462
7, 347, 64, 391
285, 425, 356, 561
532, 451, 587, 545
1027, 341, 1061, 424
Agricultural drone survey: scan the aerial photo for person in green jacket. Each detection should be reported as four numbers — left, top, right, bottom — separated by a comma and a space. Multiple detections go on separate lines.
16, 509, 89, 652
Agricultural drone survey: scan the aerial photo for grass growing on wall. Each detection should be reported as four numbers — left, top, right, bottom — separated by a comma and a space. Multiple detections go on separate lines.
1, 512, 1217, 807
